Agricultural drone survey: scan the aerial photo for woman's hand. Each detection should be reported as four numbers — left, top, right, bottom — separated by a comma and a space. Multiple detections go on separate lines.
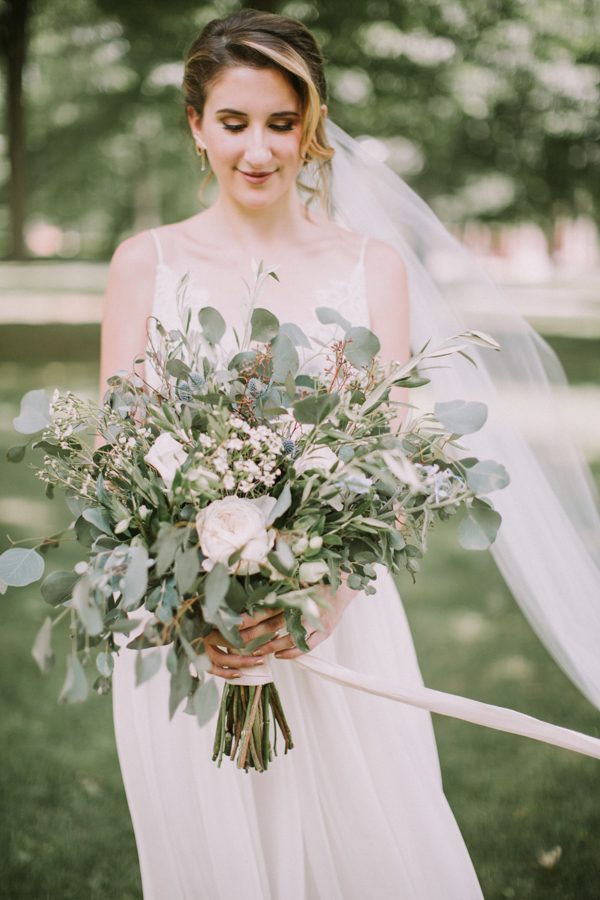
203, 578, 359, 675
256, 577, 358, 661
203, 607, 286, 679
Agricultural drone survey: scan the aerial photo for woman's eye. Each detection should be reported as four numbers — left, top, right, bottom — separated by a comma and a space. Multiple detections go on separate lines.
221, 122, 295, 133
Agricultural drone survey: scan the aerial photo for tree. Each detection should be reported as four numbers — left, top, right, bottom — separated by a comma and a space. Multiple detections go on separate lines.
0, 0, 36, 258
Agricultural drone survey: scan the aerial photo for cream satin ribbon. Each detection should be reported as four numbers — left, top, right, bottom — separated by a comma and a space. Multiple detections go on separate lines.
234, 651, 600, 760
293, 655, 600, 760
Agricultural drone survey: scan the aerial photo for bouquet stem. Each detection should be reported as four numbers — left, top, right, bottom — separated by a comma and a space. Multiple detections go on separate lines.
212, 681, 294, 772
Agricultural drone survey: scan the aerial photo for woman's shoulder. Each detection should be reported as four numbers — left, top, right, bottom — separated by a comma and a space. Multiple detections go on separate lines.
327, 223, 406, 269
110, 228, 158, 272
362, 234, 407, 271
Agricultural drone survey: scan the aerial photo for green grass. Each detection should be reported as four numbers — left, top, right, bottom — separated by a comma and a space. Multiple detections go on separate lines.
1, 326, 599, 899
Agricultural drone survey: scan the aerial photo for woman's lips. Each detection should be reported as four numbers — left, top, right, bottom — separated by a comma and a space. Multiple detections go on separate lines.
238, 169, 276, 184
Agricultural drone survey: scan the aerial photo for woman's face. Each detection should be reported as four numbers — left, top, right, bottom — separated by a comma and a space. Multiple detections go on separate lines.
187, 65, 325, 209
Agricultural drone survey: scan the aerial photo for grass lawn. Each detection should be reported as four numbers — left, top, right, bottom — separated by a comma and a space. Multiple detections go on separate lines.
0, 325, 599, 899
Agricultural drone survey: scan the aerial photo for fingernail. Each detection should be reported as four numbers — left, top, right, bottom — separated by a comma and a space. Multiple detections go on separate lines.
251, 650, 263, 657
254, 659, 265, 666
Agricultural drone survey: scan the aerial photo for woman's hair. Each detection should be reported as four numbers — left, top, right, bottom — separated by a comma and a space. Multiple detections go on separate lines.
182, 8, 334, 213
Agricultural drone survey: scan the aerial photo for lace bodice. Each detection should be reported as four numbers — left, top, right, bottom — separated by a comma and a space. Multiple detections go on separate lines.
146, 228, 370, 379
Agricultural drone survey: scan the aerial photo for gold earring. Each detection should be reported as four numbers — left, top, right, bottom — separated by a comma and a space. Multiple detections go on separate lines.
195, 143, 206, 171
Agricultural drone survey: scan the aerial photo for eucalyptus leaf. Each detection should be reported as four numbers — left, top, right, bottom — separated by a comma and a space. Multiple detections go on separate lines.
0, 547, 44, 587
31, 616, 54, 674
250, 307, 280, 343
74, 516, 95, 548
434, 400, 488, 436
169, 650, 193, 719
229, 350, 258, 372
166, 359, 191, 379
204, 563, 229, 620
121, 546, 149, 609
279, 322, 312, 348
192, 677, 220, 726
82, 507, 113, 536
284, 608, 310, 653
135, 649, 162, 686
59, 655, 88, 704
66, 496, 86, 518
199, 306, 226, 344
271, 333, 299, 382
180, 632, 211, 677
293, 393, 339, 425
175, 547, 200, 595
266, 483, 292, 526
153, 523, 181, 577
315, 306, 351, 332
344, 326, 381, 367
465, 460, 510, 494
458, 506, 502, 550
72, 575, 104, 636
6, 444, 26, 463
13, 389, 51, 434
96, 651, 114, 677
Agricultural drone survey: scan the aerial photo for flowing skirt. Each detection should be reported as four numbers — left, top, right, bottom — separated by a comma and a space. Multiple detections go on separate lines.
112, 566, 484, 899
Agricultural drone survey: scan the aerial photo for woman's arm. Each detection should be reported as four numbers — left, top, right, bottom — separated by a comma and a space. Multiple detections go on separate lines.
95, 232, 156, 449
363, 239, 411, 431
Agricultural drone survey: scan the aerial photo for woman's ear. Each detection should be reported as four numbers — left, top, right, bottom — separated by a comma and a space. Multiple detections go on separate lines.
186, 105, 205, 148
320, 103, 328, 120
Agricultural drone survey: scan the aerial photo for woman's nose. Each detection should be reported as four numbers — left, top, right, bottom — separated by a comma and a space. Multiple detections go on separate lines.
243, 130, 273, 167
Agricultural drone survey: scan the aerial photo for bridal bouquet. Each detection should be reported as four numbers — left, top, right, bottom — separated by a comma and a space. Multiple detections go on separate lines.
0, 263, 509, 772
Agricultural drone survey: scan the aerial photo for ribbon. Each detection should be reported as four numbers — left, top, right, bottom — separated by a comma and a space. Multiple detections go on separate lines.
289, 654, 600, 760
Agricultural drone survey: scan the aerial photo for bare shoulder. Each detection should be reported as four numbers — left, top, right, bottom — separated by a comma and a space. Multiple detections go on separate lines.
109, 229, 158, 276
363, 236, 408, 279
104, 229, 159, 319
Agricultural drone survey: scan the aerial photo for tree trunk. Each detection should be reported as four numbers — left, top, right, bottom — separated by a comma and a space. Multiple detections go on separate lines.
1, 0, 30, 259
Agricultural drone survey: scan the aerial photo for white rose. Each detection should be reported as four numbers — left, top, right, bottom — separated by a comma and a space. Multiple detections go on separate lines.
293, 445, 338, 477
195, 495, 277, 575
144, 433, 188, 489
298, 560, 329, 584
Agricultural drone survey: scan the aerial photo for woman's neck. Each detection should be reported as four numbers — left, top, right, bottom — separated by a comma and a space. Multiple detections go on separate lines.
202, 188, 322, 253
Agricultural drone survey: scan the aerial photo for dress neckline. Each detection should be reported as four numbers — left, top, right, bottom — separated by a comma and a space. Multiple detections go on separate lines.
149, 228, 369, 292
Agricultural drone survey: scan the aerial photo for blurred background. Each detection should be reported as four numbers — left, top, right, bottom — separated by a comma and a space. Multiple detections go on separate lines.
1, 0, 599, 897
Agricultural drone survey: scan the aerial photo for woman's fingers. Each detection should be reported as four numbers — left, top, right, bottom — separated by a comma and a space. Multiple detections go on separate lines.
239, 612, 287, 646
204, 643, 265, 671
238, 606, 284, 630
208, 664, 241, 679
275, 630, 322, 659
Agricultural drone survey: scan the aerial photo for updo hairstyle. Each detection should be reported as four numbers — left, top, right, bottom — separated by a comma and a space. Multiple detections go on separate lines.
182, 8, 334, 212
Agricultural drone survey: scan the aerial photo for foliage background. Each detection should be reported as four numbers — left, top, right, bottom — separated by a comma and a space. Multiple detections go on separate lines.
0, 1, 599, 898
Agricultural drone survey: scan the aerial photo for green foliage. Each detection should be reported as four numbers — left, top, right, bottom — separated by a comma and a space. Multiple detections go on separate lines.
198, 306, 226, 345
434, 399, 488, 435
0, 548, 45, 587
5, 0, 598, 261
250, 308, 279, 343
12, 389, 51, 434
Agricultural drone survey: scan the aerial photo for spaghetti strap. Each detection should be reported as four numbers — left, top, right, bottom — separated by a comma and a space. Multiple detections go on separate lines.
149, 228, 164, 266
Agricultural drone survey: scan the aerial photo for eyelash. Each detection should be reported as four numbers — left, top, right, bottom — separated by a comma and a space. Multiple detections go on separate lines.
222, 123, 295, 133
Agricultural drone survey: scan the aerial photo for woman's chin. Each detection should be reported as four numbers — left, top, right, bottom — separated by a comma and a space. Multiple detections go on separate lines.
233, 190, 285, 210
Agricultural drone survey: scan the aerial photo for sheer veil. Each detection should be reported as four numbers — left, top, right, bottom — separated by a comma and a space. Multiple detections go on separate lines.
300, 118, 600, 716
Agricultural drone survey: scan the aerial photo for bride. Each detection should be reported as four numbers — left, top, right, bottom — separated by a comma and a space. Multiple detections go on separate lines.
100, 9, 600, 900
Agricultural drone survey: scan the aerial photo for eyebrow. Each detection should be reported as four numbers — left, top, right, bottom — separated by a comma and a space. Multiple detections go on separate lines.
215, 108, 301, 117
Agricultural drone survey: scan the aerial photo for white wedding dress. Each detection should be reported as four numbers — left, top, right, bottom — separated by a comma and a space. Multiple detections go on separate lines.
111, 227, 484, 899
